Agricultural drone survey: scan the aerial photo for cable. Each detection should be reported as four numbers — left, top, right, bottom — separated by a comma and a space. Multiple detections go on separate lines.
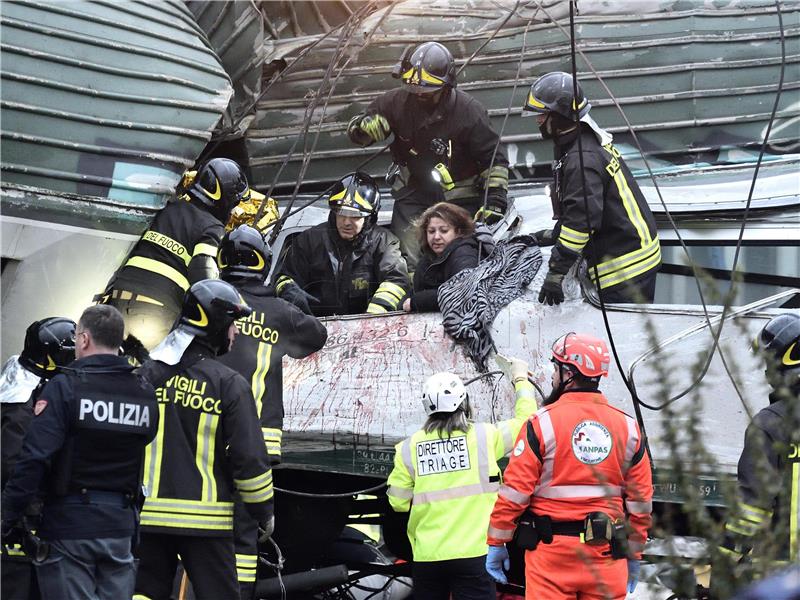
476, 1, 535, 261
254, 1, 379, 229
273, 481, 387, 498
197, 3, 381, 163
565, 0, 651, 442
543, 0, 785, 413
259, 536, 287, 600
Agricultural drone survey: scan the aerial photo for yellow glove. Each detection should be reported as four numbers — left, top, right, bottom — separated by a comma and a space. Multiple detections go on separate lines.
360, 114, 391, 142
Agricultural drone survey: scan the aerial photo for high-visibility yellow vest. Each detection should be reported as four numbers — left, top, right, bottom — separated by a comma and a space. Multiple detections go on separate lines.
387, 381, 537, 562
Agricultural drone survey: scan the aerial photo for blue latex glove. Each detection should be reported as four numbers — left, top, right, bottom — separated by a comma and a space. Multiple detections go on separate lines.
486, 545, 510, 585
627, 559, 641, 594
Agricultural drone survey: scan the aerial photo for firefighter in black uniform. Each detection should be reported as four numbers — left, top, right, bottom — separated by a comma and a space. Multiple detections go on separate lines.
523, 72, 661, 305
713, 313, 800, 597
217, 225, 328, 598
99, 158, 252, 349
347, 42, 509, 268
134, 279, 274, 600
274, 172, 410, 317
1, 305, 158, 600
1, 317, 75, 600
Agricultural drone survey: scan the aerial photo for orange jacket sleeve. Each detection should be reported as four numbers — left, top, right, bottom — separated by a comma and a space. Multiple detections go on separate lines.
623, 424, 653, 559
487, 416, 543, 546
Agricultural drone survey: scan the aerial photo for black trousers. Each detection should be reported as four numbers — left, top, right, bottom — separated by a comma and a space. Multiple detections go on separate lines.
233, 499, 258, 600
134, 532, 238, 600
411, 555, 495, 600
1, 554, 39, 600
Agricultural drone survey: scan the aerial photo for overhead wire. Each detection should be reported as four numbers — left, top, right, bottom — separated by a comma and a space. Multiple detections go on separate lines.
474, 0, 533, 263
547, 0, 785, 413
253, 0, 380, 231
258, 1, 398, 241
564, 0, 650, 440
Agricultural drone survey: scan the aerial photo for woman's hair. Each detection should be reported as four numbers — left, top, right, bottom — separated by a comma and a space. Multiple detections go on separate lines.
415, 202, 475, 254
422, 397, 473, 438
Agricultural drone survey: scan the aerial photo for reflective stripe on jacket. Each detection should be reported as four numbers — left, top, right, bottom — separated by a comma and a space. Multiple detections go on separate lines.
488, 391, 653, 559
387, 381, 537, 562
138, 345, 273, 537
274, 215, 409, 318
721, 393, 799, 562
218, 281, 327, 463
364, 88, 509, 198
554, 127, 660, 291
103, 200, 223, 313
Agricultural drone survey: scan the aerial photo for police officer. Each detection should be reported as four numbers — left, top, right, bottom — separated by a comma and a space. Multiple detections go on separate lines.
386, 361, 537, 599
134, 279, 274, 600
274, 171, 410, 317
714, 313, 800, 597
99, 158, 252, 349
348, 42, 509, 267
1, 317, 75, 600
487, 333, 652, 599
523, 72, 661, 305
217, 225, 327, 598
1, 305, 158, 600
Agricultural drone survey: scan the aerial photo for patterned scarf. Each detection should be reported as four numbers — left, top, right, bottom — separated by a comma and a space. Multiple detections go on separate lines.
438, 235, 542, 369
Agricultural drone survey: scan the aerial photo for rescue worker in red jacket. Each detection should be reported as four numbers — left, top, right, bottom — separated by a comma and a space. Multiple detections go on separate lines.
348, 42, 509, 268
100, 158, 252, 349
486, 333, 653, 599
524, 72, 661, 305
217, 225, 328, 599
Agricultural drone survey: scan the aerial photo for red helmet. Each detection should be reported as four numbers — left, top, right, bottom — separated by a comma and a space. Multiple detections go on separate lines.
551, 333, 610, 378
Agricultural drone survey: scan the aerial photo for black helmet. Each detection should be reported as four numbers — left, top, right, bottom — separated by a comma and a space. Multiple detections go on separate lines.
755, 313, 800, 374
400, 42, 456, 94
187, 158, 251, 224
523, 71, 591, 121
178, 279, 251, 356
328, 172, 381, 219
19, 317, 76, 378
218, 225, 271, 283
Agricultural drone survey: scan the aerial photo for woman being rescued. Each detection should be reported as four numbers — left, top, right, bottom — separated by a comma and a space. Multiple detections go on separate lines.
402, 202, 494, 312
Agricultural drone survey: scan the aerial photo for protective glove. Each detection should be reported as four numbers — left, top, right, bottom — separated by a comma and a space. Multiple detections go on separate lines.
485, 544, 510, 585
359, 114, 391, 143
280, 283, 318, 315
538, 271, 565, 306
533, 229, 555, 246
1, 520, 24, 547
258, 516, 275, 543
509, 357, 530, 383
495, 354, 529, 386
627, 559, 641, 594
474, 188, 508, 226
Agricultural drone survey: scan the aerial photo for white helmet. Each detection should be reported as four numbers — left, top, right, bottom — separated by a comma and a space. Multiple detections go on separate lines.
421, 372, 467, 416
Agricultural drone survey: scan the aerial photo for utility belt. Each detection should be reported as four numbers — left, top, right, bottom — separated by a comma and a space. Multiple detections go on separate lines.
514, 510, 628, 559
50, 489, 137, 508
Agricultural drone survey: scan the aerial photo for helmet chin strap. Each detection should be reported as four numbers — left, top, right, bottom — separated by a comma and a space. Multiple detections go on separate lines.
544, 362, 576, 405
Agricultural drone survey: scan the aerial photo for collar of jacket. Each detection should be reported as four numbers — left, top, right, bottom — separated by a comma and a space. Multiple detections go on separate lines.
553, 390, 606, 404
554, 123, 597, 157
402, 87, 456, 130
68, 354, 134, 372
226, 278, 275, 298
424, 234, 476, 266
